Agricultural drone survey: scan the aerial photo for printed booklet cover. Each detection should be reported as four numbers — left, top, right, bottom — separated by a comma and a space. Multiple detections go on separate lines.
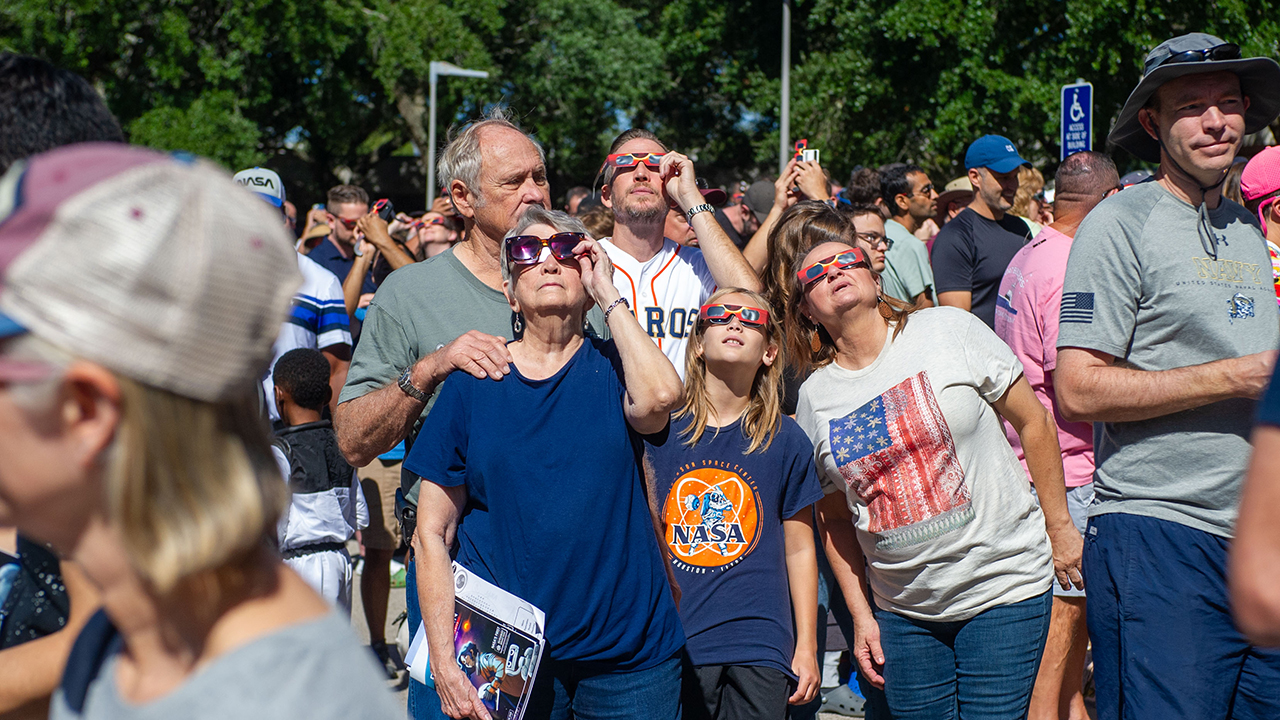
406, 563, 546, 720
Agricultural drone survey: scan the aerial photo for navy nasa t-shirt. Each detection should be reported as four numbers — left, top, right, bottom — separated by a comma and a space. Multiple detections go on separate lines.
403, 338, 684, 669
645, 415, 823, 675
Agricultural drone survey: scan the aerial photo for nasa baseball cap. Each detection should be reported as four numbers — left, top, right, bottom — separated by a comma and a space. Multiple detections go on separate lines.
964, 135, 1032, 174
233, 166, 287, 208
0, 144, 300, 400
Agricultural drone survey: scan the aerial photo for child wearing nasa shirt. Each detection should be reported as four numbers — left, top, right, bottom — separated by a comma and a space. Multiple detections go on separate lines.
644, 288, 823, 720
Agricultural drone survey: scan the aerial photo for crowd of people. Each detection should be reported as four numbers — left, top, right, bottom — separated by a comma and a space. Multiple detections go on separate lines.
0, 29, 1279, 720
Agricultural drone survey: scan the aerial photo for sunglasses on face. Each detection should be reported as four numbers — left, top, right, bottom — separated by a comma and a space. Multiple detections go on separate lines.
913, 183, 935, 197
854, 231, 892, 250
699, 303, 769, 328
331, 215, 360, 230
506, 232, 586, 264
1157, 42, 1241, 69
606, 152, 666, 170
797, 248, 870, 286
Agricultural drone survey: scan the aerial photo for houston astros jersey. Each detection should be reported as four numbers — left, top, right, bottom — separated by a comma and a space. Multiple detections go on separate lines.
600, 237, 717, 379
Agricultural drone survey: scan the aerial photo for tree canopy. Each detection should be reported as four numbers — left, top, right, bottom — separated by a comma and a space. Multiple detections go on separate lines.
4, 0, 1277, 207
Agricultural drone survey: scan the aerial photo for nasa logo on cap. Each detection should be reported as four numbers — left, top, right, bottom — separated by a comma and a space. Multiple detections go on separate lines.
233, 167, 286, 207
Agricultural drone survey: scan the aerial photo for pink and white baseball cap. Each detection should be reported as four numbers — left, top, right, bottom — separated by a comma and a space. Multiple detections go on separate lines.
1242, 145, 1280, 236
0, 143, 301, 401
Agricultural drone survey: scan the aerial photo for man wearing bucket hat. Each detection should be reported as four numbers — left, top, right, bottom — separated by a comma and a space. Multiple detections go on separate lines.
1055, 33, 1280, 719
932, 135, 1033, 328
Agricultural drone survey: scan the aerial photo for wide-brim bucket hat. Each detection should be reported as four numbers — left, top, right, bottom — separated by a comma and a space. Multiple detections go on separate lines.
1109, 32, 1280, 162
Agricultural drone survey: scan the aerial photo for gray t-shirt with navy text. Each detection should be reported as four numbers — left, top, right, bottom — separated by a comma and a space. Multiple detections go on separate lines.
1057, 181, 1278, 537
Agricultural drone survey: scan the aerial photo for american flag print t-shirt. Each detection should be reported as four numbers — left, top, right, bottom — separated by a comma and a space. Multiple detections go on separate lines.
797, 307, 1054, 622
829, 371, 975, 551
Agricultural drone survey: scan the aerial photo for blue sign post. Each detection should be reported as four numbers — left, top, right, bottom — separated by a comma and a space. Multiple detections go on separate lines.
1060, 81, 1092, 160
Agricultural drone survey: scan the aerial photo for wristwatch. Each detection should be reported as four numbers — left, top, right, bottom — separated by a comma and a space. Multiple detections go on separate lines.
397, 366, 429, 402
684, 203, 714, 221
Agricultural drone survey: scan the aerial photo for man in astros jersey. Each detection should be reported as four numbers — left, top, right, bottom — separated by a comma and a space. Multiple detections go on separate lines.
598, 129, 761, 379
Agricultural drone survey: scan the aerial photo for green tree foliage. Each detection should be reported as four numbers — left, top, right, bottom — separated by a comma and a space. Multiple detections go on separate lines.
3, 0, 1277, 205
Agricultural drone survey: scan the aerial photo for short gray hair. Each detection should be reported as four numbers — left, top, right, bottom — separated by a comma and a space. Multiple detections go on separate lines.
438, 107, 545, 208
500, 207, 590, 286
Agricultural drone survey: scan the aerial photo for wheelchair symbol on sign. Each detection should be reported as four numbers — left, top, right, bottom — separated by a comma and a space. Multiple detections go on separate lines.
1070, 91, 1085, 123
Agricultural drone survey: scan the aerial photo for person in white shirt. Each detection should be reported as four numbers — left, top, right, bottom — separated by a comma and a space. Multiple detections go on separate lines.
597, 129, 761, 378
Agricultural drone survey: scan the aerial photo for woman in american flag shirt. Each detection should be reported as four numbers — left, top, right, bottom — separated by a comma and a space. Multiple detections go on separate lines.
788, 240, 1084, 720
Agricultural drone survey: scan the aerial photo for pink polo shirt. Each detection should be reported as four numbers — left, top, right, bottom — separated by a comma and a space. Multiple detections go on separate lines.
994, 226, 1095, 487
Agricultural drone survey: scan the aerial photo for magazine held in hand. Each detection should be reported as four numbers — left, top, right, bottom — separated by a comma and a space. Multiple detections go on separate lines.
406, 563, 546, 720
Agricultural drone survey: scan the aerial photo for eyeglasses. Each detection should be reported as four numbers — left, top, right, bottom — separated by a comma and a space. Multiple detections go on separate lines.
699, 303, 769, 328
797, 249, 870, 286
606, 152, 666, 169
854, 232, 892, 251
913, 183, 935, 197
505, 232, 586, 265
1156, 43, 1240, 69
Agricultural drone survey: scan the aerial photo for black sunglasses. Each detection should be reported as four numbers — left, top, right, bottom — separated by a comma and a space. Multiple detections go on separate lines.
1156, 43, 1241, 70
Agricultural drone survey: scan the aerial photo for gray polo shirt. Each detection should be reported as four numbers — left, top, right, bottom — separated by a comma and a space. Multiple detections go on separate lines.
1057, 181, 1278, 537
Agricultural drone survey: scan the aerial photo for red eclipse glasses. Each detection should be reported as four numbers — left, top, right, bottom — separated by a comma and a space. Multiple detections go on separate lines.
699, 303, 769, 328
605, 152, 667, 170
796, 248, 870, 286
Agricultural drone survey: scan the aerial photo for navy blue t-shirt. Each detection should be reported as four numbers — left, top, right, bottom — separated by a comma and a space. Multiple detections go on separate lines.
645, 415, 823, 676
309, 238, 377, 294
1258, 359, 1280, 427
931, 207, 1030, 329
403, 337, 684, 670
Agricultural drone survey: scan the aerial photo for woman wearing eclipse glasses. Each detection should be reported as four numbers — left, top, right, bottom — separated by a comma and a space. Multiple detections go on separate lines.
404, 206, 686, 720
788, 241, 1084, 719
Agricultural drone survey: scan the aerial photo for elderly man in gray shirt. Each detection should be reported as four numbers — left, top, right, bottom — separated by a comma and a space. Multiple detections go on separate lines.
1055, 33, 1280, 720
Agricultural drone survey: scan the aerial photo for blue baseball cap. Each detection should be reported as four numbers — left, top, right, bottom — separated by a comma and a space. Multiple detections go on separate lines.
964, 135, 1032, 173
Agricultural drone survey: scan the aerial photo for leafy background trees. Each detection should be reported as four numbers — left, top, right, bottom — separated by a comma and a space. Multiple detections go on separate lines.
3, 0, 1277, 208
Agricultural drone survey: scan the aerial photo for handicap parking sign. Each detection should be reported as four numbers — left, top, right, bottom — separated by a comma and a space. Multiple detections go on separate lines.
1061, 82, 1092, 160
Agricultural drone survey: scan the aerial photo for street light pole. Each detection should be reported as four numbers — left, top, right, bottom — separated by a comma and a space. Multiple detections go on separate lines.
427, 61, 490, 207
779, 0, 791, 175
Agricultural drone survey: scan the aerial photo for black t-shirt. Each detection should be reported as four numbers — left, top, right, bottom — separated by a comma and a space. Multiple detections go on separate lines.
931, 208, 1030, 328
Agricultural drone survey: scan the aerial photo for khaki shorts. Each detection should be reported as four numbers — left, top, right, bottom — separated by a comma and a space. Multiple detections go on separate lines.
360, 459, 404, 551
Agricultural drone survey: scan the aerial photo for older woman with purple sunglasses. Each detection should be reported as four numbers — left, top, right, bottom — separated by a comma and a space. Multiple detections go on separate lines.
405, 206, 685, 720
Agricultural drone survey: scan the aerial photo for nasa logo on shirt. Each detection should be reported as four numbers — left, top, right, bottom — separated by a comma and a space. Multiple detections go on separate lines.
663, 463, 761, 573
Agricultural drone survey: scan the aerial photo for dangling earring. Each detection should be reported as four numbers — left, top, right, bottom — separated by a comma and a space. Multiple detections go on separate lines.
810, 327, 823, 353
877, 295, 893, 320
513, 313, 524, 334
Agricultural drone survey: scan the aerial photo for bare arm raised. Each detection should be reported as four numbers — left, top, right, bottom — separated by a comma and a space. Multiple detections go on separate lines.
575, 238, 682, 434
660, 152, 761, 293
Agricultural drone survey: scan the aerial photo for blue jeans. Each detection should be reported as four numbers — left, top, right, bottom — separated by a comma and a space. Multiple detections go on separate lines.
874, 590, 1052, 719
1085, 513, 1280, 720
406, 556, 682, 720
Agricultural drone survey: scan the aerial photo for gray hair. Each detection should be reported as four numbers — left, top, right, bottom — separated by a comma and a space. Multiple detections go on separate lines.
438, 107, 545, 209
500, 207, 590, 286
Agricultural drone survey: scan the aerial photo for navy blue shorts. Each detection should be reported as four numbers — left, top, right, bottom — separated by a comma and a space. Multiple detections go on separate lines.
1084, 513, 1280, 720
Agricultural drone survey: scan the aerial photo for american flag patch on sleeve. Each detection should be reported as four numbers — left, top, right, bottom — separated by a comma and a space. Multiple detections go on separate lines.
1060, 292, 1094, 324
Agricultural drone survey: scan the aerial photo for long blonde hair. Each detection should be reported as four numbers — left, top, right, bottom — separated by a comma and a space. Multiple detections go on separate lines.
108, 376, 287, 595
677, 288, 784, 453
